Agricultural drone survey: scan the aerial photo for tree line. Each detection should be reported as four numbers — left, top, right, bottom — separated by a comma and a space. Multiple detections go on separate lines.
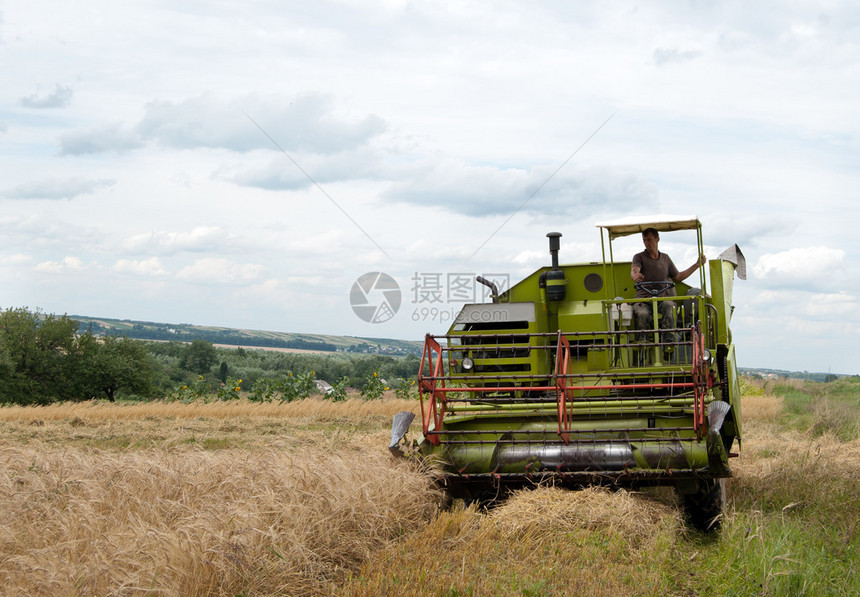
0, 308, 152, 404
0, 307, 421, 405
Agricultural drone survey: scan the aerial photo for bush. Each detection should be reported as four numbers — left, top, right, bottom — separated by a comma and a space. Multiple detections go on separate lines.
216, 376, 243, 401
279, 371, 316, 402
325, 377, 350, 402
361, 370, 387, 400
172, 376, 213, 403
394, 378, 417, 400
250, 377, 278, 403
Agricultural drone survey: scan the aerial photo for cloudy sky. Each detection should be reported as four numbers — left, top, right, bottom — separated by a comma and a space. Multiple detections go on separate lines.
1, 1, 858, 374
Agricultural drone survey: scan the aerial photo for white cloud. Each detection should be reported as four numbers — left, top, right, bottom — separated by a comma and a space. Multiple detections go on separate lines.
287, 229, 347, 254
0, 254, 32, 265
236, 278, 291, 304
285, 275, 327, 285
122, 227, 228, 254
20, 84, 73, 109
61, 93, 387, 156
752, 246, 846, 280
34, 256, 84, 273
59, 123, 144, 155
382, 161, 657, 218
113, 258, 169, 277
2, 178, 115, 200
222, 145, 390, 191
748, 288, 858, 319
705, 213, 799, 249
176, 258, 265, 285
801, 292, 858, 318
512, 249, 544, 265
653, 47, 703, 66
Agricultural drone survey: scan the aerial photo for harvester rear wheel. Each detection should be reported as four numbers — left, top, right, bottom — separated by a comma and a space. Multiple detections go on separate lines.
682, 478, 726, 532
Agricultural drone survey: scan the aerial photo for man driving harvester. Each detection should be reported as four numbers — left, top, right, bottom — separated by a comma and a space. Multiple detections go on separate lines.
631, 227, 707, 347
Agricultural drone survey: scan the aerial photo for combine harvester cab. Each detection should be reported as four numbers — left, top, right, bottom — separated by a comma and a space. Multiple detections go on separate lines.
390, 217, 745, 530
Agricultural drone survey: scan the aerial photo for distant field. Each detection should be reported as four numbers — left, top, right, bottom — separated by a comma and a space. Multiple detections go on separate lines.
210, 343, 331, 354
142, 338, 333, 354
0, 381, 857, 596
72, 314, 423, 355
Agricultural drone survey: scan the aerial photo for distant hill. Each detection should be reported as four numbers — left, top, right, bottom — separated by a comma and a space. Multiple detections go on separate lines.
71, 315, 423, 356
739, 367, 855, 383
69, 315, 855, 378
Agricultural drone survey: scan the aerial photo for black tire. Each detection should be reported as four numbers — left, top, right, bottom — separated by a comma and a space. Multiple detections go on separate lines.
681, 478, 726, 531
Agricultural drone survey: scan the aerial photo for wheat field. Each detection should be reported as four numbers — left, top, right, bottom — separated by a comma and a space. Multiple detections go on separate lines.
0, 390, 857, 596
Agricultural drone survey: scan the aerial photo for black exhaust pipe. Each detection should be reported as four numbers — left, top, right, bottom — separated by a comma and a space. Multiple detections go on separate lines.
547, 232, 561, 270
544, 232, 566, 301
476, 276, 499, 303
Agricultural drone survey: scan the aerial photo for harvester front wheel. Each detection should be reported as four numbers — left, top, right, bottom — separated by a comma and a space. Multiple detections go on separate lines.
682, 478, 727, 532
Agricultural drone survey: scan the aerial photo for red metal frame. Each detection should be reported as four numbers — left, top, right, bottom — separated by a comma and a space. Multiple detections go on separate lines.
555, 331, 572, 444
690, 323, 712, 439
417, 334, 446, 445
419, 328, 710, 446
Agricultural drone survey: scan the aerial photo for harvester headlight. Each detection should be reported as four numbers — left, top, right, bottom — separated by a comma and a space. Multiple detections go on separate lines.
702, 348, 712, 363
462, 357, 474, 371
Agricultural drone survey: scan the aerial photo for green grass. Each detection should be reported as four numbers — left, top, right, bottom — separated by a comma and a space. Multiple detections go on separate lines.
694, 512, 858, 596
684, 377, 860, 596
764, 377, 860, 441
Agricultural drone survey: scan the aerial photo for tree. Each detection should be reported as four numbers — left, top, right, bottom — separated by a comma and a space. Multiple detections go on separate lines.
0, 308, 161, 404
0, 340, 12, 385
73, 334, 153, 402
179, 339, 218, 374
0, 307, 78, 404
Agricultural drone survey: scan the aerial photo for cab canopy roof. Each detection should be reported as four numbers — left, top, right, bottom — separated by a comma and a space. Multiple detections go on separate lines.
596, 215, 700, 240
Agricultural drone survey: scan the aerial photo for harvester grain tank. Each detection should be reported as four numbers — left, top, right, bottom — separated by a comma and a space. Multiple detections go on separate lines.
390, 217, 745, 530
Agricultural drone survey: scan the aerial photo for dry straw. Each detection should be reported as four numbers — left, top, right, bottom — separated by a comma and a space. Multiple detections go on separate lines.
487, 485, 680, 543
2, 388, 856, 595
0, 442, 440, 596
0, 396, 421, 423
344, 486, 684, 596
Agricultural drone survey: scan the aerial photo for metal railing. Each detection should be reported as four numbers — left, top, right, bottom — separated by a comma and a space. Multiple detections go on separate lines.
417, 324, 712, 447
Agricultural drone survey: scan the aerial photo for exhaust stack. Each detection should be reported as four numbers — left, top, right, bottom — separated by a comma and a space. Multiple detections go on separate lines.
476, 275, 500, 304
544, 232, 566, 301
547, 232, 561, 269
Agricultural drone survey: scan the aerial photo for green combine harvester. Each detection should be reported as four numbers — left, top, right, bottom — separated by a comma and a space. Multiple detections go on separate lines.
390, 217, 745, 530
